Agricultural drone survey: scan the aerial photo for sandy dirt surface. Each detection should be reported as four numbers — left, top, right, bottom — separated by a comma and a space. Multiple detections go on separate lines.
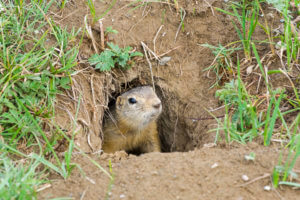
40, 144, 300, 200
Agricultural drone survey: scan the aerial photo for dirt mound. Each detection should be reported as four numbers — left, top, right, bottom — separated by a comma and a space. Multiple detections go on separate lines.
40, 144, 300, 200
53, 0, 238, 153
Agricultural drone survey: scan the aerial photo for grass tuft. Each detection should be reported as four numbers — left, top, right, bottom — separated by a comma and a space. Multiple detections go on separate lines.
211, 0, 300, 188
0, 151, 44, 199
0, 0, 85, 196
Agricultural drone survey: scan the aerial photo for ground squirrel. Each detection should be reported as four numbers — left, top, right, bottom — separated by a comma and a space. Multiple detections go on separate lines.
102, 86, 162, 154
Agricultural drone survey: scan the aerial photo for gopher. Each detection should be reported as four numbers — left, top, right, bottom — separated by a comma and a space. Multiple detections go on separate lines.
102, 86, 162, 154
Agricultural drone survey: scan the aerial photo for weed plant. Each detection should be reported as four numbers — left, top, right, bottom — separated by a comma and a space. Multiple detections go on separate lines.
88, 42, 143, 71
202, 44, 241, 88
216, 0, 259, 61
87, 0, 117, 24
214, 53, 286, 145
273, 117, 300, 188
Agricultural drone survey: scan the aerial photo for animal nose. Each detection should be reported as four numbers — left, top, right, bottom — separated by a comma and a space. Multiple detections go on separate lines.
153, 103, 161, 109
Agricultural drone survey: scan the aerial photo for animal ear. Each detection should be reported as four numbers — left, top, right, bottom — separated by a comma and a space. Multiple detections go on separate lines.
116, 96, 124, 109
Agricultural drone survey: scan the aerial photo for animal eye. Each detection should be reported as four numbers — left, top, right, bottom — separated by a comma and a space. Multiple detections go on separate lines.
128, 98, 137, 104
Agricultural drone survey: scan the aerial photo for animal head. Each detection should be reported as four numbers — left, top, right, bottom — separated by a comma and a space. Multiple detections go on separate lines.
116, 86, 162, 130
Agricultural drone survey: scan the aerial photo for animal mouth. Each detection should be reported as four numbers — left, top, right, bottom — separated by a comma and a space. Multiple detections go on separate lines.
150, 113, 159, 119
153, 103, 161, 109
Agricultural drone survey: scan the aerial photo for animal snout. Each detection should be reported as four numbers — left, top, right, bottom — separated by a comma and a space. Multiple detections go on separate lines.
153, 102, 161, 109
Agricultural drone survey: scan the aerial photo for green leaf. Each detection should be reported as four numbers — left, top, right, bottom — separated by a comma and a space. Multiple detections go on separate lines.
60, 77, 71, 89
266, 0, 288, 13
89, 51, 115, 71
30, 153, 63, 176
105, 26, 118, 34
88, 43, 143, 72
88, 54, 102, 65
107, 42, 121, 54
96, 62, 112, 71
117, 52, 129, 67
130, 51, 143, 57
123, 46, 132, 52
279, 181, 300, 188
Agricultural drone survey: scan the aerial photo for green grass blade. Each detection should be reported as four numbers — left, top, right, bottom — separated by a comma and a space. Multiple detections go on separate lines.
264, 92, 284, 146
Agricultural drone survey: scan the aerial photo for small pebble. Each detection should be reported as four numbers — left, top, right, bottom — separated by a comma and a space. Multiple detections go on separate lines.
120, 194, 125, 198
242, 175, 249, 182
264, 185, 271, 191
211, 163, 218, 169
159, 56, 171, 66
246, 65, 254, 75
151, 171, 159, 175
203, 143, 216, 148
244, 152, 256, 161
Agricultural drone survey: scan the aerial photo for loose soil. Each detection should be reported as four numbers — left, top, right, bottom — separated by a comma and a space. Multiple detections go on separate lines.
41, 144, 300, 200
40, 0, 299, 199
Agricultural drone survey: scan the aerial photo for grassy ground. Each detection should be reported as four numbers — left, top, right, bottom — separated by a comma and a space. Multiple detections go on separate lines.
209, 0, 300, 188
0, 0, 299, 199
0, 1, 80, 198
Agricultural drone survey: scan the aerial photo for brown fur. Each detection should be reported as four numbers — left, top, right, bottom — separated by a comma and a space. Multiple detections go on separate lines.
102, 86, 162, 153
